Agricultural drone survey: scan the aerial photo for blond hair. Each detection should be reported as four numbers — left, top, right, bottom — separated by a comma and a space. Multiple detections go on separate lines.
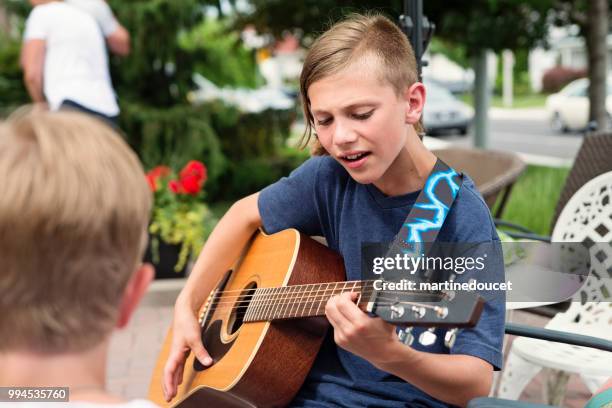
0, 109, 151, 353
299, 13, 423, 155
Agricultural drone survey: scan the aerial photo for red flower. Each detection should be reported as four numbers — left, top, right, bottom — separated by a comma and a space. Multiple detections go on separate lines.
146, 174, 157, 192
180, 175, 202, 195
148, 162, 207, 196
146, 166, 172, 192
180, 161, 207, 186
150, 165, 171, 178
168, 180, 181, 194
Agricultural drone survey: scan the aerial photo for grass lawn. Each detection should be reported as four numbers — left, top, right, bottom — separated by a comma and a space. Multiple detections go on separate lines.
460, 93, 549, 109
496, 165, 570, 235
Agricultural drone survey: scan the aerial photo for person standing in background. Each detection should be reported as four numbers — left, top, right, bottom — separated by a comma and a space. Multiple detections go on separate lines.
65, 0, 130, 57
20, 0, 120, 127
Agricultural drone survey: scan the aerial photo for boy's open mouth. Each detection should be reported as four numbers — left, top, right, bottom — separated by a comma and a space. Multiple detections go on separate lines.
340, 152, 371, 162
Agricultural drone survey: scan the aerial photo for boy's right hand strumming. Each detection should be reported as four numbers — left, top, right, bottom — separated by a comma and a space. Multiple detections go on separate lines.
161, 192, 263, 402
162, 294, 212, 402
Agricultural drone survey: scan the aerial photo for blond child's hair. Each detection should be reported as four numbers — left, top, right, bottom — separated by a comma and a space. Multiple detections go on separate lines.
0, 109, 151, 353
299, 12, 424, 155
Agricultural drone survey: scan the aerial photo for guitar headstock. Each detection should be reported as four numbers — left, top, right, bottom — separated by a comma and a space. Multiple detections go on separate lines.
365, 289, 484, 328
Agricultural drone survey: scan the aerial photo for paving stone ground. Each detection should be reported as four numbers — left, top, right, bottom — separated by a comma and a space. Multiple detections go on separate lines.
107, 298, 592, 407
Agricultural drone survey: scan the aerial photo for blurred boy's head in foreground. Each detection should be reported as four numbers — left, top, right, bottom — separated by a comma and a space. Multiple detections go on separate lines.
0, 109, 153, 355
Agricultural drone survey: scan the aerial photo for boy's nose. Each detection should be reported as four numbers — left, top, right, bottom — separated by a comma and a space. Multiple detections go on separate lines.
332, 120, 358, 146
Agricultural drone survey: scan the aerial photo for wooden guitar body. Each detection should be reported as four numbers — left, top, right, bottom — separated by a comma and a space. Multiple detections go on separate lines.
149, 229, 346, 407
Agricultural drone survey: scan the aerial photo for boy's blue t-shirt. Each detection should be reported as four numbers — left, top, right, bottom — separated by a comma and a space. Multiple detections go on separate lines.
258, 156, 505, 408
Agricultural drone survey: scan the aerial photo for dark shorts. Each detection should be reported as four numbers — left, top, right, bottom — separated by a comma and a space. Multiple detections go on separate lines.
59, 99, 119, 129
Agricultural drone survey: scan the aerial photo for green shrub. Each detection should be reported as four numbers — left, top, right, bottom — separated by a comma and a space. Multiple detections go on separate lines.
207, 103, 296, 160
179, 19, 262, 89
541, 67, 586, 94
0, 35, 29, 116
208, 147, 310, 200
119, 101, 227, 184
119, 99, 298, 201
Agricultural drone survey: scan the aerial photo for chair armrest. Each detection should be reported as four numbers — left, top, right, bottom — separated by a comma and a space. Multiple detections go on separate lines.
494, 220, 552, 242
468, 397, 554, 407
499, 231, 551, 242
494, 219, 537, 234
505, 323, 612, 352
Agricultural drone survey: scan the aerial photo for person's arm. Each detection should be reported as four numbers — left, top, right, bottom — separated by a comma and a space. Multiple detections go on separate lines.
21, 39, 46, 103
80, 0, 131, 56
105, 23, 130, 56
98, 0, 131, 56
162, 192, 262, 402
326, 292, 493, 408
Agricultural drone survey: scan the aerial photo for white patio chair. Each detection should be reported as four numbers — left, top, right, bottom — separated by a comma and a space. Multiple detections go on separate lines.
497, 170, 612, 405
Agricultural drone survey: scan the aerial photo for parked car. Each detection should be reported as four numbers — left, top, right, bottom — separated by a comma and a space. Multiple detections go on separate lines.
423, 81, 473, 136
545, 77, 612, 133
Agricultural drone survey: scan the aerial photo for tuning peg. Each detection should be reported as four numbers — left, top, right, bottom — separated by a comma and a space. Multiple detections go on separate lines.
390, 303, 405, 319
411, 305, 426, 319
442, 290, 455, 301
434, 306, 448, 319
444, 328, 458, 349
418, 327, 437, 346
397, 327, 414, 346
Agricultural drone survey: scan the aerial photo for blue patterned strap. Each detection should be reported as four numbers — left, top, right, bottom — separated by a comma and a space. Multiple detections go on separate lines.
387, 158, 463, 257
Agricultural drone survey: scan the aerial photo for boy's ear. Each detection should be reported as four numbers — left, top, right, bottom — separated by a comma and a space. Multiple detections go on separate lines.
116, 263, 154, 329
403, 82, 426, 125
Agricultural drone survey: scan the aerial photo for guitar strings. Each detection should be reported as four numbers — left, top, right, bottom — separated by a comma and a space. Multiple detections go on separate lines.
203, 295, 448, 323
204, 283, 441, 302
205, 287, 442, 306
207, 293, 444, 310
213, 302, 448, 321
204, 291, 446, 316
204, 280, 375, 296
202, 279, 440, 297
196, 280, 450, 319
206, 293, 442, 311
208, 295, 444, 312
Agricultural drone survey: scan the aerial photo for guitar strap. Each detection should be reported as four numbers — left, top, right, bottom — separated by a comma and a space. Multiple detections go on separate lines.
385, 158, 463, 259
378, 159, 466, 348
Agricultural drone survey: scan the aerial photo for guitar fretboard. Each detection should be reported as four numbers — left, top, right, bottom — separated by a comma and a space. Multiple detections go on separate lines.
243, 281, 371, 322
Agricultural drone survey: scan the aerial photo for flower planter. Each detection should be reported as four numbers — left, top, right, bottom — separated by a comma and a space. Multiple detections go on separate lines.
144, 237, 188, 279
145, 160, 213, 279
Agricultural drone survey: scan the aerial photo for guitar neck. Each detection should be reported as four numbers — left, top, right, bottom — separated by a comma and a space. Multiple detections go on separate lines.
243, 281, 372, 322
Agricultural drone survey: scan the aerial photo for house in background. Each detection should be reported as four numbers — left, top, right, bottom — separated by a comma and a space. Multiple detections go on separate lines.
529, 26, 612, 93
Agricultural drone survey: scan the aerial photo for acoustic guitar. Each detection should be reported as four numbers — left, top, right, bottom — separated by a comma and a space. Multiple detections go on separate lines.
149, 229, 484, 408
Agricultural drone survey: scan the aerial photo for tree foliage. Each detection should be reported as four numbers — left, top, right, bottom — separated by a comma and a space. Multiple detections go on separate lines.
179, 18, 261, 88
235, 0, 403, 39
424, 0, 552, 55
106, 0, 208, 106
236, 0, 552, 58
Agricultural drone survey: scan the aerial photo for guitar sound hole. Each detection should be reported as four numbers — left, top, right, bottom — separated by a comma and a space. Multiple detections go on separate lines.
227, 282, 257, 335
